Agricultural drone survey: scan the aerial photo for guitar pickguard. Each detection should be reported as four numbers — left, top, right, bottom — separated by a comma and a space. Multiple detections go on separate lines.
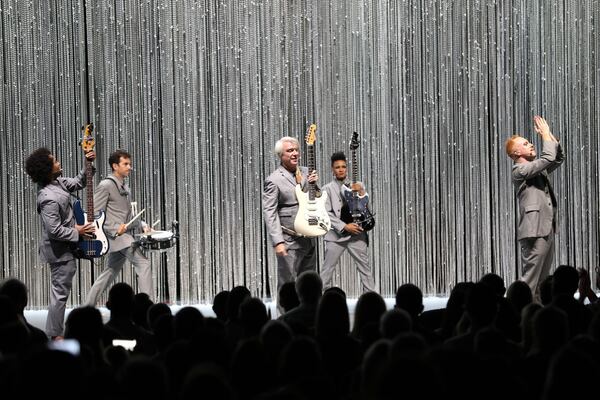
293, 185, 331, 237
74, 197, 110, 258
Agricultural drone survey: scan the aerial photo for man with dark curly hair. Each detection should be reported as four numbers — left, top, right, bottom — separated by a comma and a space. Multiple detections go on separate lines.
25, 147, 96, 340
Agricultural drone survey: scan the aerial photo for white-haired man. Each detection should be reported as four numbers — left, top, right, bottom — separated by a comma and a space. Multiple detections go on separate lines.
263, 136, 319, 304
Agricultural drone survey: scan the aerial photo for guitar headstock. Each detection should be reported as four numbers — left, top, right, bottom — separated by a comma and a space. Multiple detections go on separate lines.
350, 132, 359, 150
305, 124, 317, 145
80, 123, 95, 153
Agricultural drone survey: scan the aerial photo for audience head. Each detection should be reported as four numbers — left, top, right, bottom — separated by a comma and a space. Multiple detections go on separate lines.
106, 282, 135, 317
394, 283, 424, 318
380, 308, 413, 339
260, 320, 293, 364
132, 292, 153, 329
239, 297, 269, 338
147, 302, 172, 332
315, 289, 350, 339
295, 271, 323, 305
278, 282, 299, 312
531, 306, 569, 354
438, 281, 475, 338
0, 294, 26, 355
552, 265, 579, 296
212, 290, 230, 321
0, 278, 28, 314
353, 291, 387, 339
479, 273, 506, 297
64, 306, 104, 346
361, 339, 392, 400
324, 286, 347, 299
464, 282, 498, 328
226, 286, 251, 321
174, 306, 204, 340
506, 280, 533, 316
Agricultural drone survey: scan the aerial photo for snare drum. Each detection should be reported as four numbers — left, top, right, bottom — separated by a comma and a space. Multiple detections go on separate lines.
136, 230, 176, 251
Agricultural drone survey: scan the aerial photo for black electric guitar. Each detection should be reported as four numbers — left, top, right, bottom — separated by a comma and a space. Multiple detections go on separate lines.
341, 132, 375, 231
73, 123, 110, 258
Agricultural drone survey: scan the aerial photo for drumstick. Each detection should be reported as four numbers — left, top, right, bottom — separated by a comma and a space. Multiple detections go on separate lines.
116, 209, 145, 237
152, 219, 160, 227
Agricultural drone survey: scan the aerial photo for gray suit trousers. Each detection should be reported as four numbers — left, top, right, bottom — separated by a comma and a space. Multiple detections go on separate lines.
85, 246, 153, 306
276, 237, 316, 293
46, 259, 77, 337
520, 230, 555, 303
321, 235, 375, 293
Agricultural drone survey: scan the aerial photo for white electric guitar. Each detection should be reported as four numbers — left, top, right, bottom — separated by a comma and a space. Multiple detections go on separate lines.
293, 124, 331, 237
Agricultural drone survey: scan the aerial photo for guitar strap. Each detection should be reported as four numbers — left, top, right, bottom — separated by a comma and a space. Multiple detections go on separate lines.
106, 176, 130, 197
281, 226, 304, 237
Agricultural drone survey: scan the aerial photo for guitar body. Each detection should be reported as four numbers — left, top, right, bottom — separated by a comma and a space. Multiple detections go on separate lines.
74, 199, 110, 258
342, 184, 375, 232
294, 184, 331, 237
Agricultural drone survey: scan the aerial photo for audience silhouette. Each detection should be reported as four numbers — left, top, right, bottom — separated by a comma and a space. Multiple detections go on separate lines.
3, 266, 600, 400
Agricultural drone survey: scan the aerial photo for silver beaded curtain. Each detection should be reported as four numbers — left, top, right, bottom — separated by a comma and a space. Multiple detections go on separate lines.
1, 0, 598, 308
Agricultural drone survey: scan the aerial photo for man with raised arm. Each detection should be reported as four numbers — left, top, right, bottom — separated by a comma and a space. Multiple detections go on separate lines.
505, 116, 565, 303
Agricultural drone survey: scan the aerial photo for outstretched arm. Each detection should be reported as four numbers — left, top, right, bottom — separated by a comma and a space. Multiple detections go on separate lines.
61, 151, 96, 192
534, 115, 564, 173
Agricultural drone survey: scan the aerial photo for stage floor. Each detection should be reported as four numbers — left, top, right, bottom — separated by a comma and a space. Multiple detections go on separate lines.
24, 296, 450, 332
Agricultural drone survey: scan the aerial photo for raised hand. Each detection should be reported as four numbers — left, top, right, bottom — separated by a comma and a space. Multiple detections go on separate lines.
533, 116, 558, 142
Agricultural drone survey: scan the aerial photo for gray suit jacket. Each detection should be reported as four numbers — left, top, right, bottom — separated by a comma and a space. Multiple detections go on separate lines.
94, 174, 142, 253
322, 179, 362, 243
263, 165, 310, 248
512, 140, 565, 240
37, 169, 87, 263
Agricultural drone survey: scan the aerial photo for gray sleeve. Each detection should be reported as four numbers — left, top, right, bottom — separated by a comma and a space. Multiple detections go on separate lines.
39, 198, 79, 242
512, 140, 560, 182
324, 184, 346, 233
262, 178, 284, 246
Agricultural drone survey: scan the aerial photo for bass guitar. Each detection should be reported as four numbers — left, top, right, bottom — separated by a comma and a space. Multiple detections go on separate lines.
341, 132, 375, 231
73, 123, 110, 258
293, 124, 331, 237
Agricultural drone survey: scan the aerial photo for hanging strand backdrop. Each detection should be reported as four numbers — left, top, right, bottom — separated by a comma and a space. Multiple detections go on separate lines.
0, 0, 599, 308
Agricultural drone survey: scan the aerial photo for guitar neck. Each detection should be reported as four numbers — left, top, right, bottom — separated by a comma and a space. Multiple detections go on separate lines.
307, 143, 317, 200
351, 147, 359, 185
86, 159, 94, 222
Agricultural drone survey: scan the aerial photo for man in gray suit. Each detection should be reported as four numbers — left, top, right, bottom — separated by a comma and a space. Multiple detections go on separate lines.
85, 150, 153, 306
320, 152, 375, 292
263, 136, 319, 299
25, 148, 96, 339
506, 116, 564, 302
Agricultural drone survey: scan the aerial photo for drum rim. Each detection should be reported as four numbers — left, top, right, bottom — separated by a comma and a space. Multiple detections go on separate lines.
144, 230, 173, 240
